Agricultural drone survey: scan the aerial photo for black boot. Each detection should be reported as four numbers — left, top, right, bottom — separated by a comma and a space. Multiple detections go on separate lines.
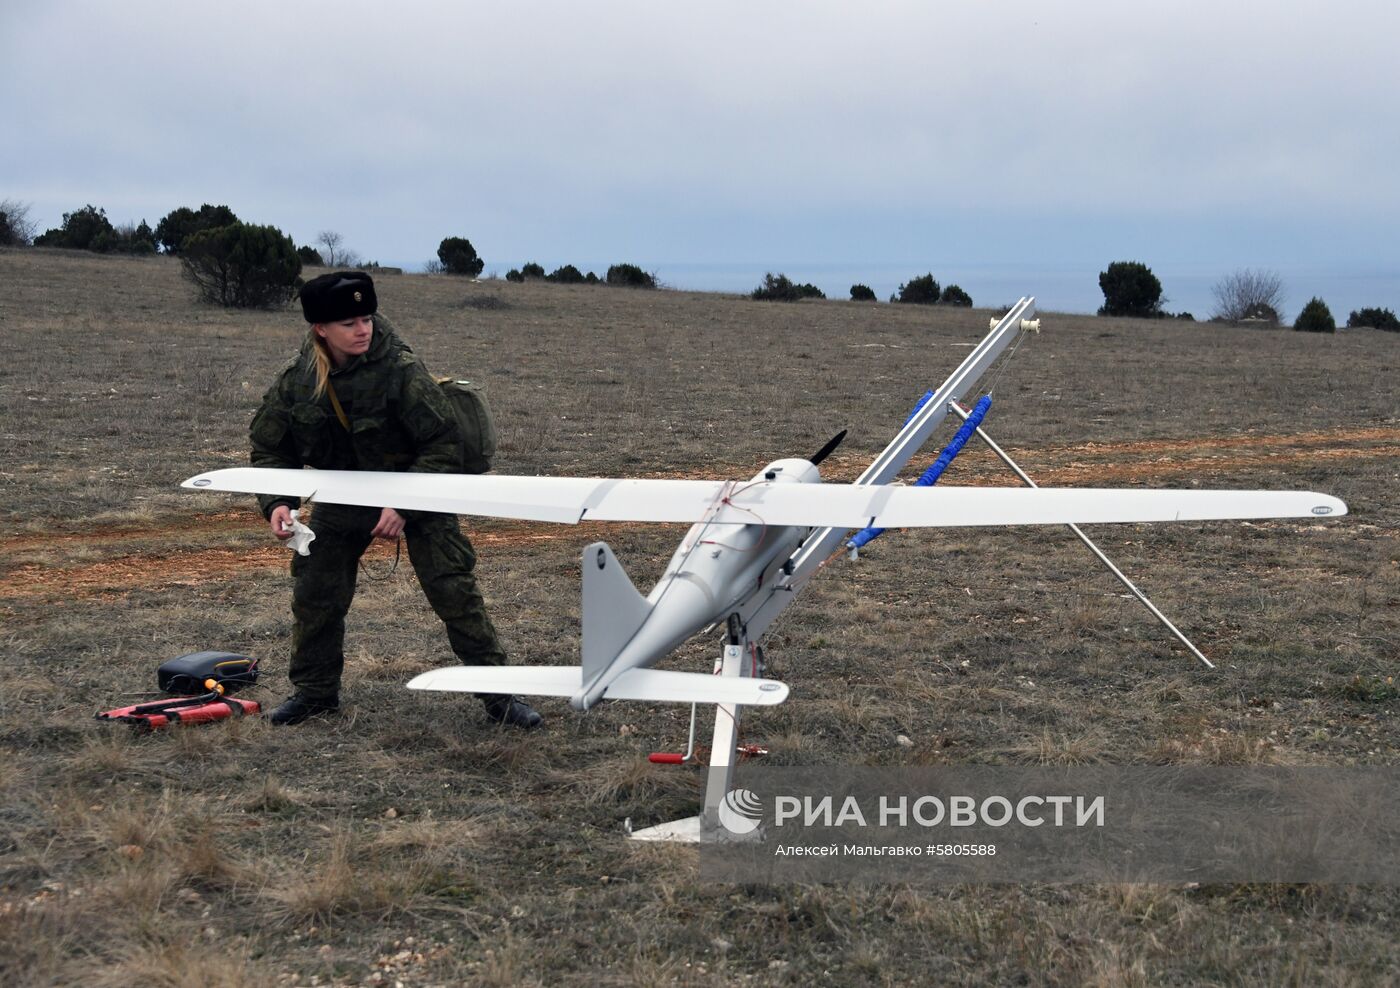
481, 694, 542, 730
268, 692, 339, 726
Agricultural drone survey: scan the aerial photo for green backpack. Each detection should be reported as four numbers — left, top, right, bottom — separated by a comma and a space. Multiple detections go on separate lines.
437, 378, 496, 474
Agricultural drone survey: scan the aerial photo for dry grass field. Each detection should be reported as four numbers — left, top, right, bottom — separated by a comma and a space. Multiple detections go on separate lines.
2, 248, 1398, 986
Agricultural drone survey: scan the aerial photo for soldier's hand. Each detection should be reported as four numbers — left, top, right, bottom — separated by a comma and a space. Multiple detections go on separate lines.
270, 505, 295, 541
372, 507, 406, 540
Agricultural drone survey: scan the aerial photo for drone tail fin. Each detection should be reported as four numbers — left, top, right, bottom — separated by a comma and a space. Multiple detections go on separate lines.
581, 542, 652, 681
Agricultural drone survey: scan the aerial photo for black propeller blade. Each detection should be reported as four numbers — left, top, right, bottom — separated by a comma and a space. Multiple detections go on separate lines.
808, 429, 847, 466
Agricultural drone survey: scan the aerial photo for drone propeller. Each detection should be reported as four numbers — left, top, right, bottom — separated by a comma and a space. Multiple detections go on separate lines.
809, 429, 847, 467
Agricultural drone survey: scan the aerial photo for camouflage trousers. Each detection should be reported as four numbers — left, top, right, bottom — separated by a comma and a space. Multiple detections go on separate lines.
288, 504, 507, 699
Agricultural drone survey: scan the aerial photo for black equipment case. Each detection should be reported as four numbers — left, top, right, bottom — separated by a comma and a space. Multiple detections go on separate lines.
157, 651, 259, 695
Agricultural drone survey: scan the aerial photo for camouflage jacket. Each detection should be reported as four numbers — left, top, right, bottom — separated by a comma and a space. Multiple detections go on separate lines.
249, 315, 463, 519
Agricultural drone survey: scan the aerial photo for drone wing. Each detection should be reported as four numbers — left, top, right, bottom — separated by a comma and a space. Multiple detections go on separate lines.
183, 467, 1346, 528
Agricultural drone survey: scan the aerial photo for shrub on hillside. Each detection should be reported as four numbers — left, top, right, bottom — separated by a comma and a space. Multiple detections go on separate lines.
505, 268, 524, 283
585, 271, 600, 284
1097, 261, 1163, 318
1294, 297, 1336, 333
850, 284, 877, 302
108, 221, 157, 254
547, 264, 585, 284
0, 209, 18, 247
181, 222, 301, 309
896, 274, 941, 305
298, 245, 324, 266
606, 263, 657, 289
1211, 268, 1285, 323
752, 273, 824, 301
437, 236, 485, 276
154, 204, 238, 255
34, 204, 115, 251
521, 261, 546, 279
1347, 307, 1400, 331
0, 198, 38, 246
940, 284, 973, 307
34, 207, 156, 254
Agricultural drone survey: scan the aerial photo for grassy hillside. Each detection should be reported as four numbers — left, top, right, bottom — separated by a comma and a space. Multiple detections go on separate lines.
2, 248, 1397, 985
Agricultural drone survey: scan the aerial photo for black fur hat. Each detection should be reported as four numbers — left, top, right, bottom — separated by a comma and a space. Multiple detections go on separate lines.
299, 271, 377, 323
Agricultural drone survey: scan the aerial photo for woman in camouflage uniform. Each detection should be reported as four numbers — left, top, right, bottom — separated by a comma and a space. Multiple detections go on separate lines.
251, 270, 540, 729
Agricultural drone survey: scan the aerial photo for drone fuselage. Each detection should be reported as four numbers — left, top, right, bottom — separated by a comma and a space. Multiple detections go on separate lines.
571, 458, 817, 708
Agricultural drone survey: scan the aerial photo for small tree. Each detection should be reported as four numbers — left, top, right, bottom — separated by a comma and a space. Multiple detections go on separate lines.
34, 204, 115, 251
850, 284, 877, 302
547, 264, 585, 284
0, 198, 38, 246
606, 262, 656, 288
896, 274, 941, 305
181, 222, 302, 309
1294, 297, 1336, 333
298, 245, 324, 266
520, 261, 546, 280
1097, 261, 1163, 318
940, 284, 973, 307
1211, 268, 1285, 323
154, 204, 238, 254
1346, 307, 1400, 332
315, 230, 345, 266
505, 268, 524, 283
437, 236, 485, 276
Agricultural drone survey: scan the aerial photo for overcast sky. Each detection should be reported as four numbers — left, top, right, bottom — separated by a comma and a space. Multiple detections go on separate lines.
3, 1, 1396, 311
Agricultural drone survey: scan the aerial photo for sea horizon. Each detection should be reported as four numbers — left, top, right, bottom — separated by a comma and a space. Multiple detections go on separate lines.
417, 259, 1396, 324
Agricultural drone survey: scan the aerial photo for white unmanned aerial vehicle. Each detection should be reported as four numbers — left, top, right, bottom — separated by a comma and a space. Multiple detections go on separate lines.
184, 299, 1346, 840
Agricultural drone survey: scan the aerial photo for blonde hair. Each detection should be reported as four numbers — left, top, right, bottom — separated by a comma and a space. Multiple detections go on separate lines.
308, 328, 334, 399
